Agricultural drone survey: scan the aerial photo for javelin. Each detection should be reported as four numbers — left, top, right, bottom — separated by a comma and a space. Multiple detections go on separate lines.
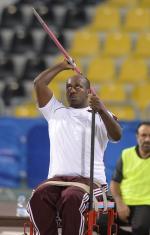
32, 8, 82, 75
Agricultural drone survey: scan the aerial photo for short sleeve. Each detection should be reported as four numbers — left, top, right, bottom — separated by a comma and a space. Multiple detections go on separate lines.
111, 157, 123, 183
39, 96, 64, 121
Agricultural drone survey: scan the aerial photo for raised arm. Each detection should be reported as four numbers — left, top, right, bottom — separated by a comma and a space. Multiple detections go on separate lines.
88, 92, 122, 141
34, 60, 74, 107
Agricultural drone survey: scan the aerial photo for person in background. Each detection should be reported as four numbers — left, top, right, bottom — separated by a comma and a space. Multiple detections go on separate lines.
110, 121, 150, 235
27, 59, 122, 235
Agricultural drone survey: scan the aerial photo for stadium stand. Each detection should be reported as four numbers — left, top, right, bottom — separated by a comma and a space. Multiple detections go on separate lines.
89, 6, 121, 32
0, 33, 5, 53
86, 57, 116, 83
102, 32, 132, 58
28, 5, 56, 30
106, 104, 140, 120
12, 102, 39, 118
69, 30, 101, 57
97, 83, 127, 103
140, 0, 150, 7
7, 29, 35, 55
134, 33, 150, 58
0, 4, 24, 29
0, 0, 149, 120
39, 32, 67, 55
62, 6, 89, 29
118, 57, 149, 84
48, 80, 63, 100
47, 0, 102, 6
131, 82, 150, 119
96, 83, 140, 120
107, 0, 138, 7
123, 7, 150, 32
15, 0, 38, 6
20, 57, 47, 81
2, 79, 26, 107
0, 57, 15, 80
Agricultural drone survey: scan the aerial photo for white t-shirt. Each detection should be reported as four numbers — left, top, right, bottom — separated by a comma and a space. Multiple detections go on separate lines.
39, 96, 109, 184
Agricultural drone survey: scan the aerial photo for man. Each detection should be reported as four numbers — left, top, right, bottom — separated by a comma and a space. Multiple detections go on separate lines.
27, 60, 122, 235
110, 122, 150, 235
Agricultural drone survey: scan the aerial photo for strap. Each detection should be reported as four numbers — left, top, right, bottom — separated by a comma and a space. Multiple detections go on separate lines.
42, 180, 100, 211
43, 181, 90, 193
101, 186, 108, 211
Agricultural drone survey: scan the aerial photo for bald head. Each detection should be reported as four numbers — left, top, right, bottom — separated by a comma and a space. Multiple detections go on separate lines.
66, 75, 90, 89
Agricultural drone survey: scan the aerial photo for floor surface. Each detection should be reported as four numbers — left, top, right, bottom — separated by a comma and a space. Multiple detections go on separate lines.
0, 188, 31, 235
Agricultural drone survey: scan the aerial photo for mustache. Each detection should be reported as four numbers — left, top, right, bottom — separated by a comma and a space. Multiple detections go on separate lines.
143, 142, 150, 145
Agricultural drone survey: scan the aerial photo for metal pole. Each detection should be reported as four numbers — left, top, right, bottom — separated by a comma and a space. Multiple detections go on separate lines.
89, 109, 95, 210
86, 110, 96, 235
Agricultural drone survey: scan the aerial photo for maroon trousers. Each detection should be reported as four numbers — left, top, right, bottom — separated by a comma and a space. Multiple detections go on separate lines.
27, 176, 101, 235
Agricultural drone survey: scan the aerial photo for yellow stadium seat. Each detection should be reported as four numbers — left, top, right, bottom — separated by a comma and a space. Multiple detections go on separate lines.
140, 0, 150, 7
134, 33, 150, 58
97, 83, 127, 103
13, 103, 39, 117
108, 0, 138, 7
86, 57, 116, 83
90, 6, 120, 32
69, 30, 101, 57
31, 75, 62, 101
124, 8, 150, 32
54, 70, 81, 83
48, 81, 62, 100
103, 33, 131, 58
106, 104, 138, 120
119, 58, 148, 84
131, 82, 150, 110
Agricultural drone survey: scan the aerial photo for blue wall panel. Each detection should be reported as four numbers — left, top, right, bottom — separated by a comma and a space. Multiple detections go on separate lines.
0, 117, 140, 188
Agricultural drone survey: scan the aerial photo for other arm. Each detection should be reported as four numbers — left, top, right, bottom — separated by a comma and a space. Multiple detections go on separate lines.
110, 181, 130, 223
88, 93, 122, 141
110, 158, 130, 223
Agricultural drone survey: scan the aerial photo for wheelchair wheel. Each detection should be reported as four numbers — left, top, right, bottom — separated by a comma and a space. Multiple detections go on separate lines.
96, 213, 108, 235
96, 213, 118, 235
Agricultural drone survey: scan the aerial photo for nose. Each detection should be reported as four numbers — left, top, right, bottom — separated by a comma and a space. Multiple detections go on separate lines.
145, 135, 150, 141
69, 87, 76, 94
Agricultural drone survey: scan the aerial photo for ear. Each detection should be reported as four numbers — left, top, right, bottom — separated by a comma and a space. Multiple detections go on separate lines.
87, 88, 92, 94
90, 87, 97, 95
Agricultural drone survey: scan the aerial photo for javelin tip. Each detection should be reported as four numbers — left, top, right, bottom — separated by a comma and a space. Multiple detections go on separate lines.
32, 7, 38, 16
32, 7, 36, 12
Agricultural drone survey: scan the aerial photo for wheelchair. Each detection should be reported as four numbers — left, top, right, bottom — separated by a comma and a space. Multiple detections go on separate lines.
24, 197, 118, 235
